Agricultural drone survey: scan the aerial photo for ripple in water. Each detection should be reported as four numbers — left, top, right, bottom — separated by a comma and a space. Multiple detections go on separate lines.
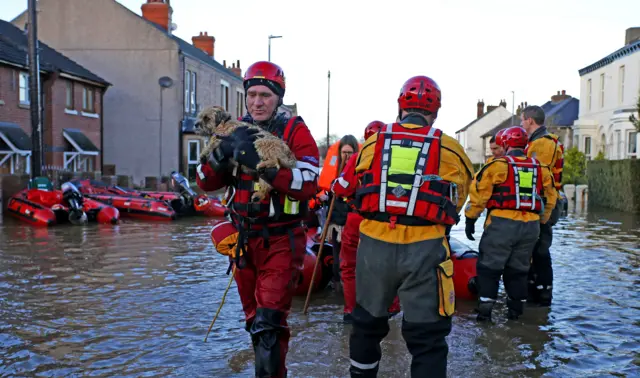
0, 208, 638, 377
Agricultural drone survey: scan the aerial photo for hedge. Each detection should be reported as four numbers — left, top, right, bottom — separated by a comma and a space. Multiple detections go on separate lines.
587, 159, 640, 213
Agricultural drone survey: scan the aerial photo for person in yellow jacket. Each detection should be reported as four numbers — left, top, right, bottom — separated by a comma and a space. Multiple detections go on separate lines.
521, 105, 564, 306
347, 75, 474, 378
464, 126, 557, 321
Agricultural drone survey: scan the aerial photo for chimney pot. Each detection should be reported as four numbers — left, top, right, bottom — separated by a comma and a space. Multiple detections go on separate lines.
141, 0, 172, 32
237, 59, 240, 68
192, 31, 215, 57
477, 99, 485, 118
562, 89, 566, 95
223, 60, 226, 67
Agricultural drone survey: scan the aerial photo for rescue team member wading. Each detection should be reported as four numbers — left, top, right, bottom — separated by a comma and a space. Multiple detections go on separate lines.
465, 126, 557, 321
520, 105, 564, 306
196, 61, 319, 378
348, 76, 474, 378
330, 121, 400, 324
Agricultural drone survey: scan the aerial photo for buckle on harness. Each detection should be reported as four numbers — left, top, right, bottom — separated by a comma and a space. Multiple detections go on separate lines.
389, 215, 397, 229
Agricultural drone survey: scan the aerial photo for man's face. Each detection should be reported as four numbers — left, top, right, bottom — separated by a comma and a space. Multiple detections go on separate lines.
490, 142, 504, 158
520, 114, 533, 135
247, 85, 279, 122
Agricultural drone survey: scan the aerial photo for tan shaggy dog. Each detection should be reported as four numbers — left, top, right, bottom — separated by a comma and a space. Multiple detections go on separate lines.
195, 105, 297, 202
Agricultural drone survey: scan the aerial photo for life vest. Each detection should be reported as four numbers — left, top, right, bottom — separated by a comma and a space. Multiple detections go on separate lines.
226, 116, 306, 226
525, 133, 564, 191
319, 141, 363, 191
486, 155, 544, 213
318, 141, 341, 191
355, 123, 460, 227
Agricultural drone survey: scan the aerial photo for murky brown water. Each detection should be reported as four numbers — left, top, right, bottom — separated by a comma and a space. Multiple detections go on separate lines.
1, 203, 638, 377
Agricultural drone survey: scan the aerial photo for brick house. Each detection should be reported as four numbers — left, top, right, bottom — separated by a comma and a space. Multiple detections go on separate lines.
0, 19, 109, 175
12, 0, 245, 183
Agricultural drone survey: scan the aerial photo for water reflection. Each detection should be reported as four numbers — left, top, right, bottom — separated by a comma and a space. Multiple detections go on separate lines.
0, 205, 638, 377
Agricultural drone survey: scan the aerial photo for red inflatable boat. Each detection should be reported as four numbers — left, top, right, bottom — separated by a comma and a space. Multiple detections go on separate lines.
71, 172, 227, 219
6, 180, 120, 227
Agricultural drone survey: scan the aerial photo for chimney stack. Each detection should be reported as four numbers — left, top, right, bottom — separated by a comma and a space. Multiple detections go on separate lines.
477, 99, 485, 118
499, 99, 507, 108
551, 89, 571, 102
487, 105, 497, 113
141, 0, 172, 32
192, 31, 215, 57
230, 60, 242, 77
625, 27, 640, 45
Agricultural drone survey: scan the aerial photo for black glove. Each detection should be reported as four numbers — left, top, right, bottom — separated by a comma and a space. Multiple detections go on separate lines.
230, 126, 262, 144
233, 140, 261, 171
465, 217, 477, 241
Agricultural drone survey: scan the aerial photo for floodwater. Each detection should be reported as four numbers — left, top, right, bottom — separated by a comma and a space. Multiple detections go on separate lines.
0, 202, 638, 377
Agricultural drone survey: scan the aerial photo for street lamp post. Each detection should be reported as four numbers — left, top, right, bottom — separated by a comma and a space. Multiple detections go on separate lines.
268, 35, 282, 62
326, 70, 331, 150
511, 90, 515, 124
158, 76, 174, 177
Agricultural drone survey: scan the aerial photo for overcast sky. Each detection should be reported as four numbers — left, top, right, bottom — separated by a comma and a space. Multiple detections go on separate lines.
2, 0, 639, 141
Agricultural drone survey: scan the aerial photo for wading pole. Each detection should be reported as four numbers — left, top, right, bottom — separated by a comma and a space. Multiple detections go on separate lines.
204, 264, 237, 342
303, 159, 346, 314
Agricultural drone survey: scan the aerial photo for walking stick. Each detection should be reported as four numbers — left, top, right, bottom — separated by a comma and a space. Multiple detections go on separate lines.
204, 264, 237, 342
303, 160, 346, 315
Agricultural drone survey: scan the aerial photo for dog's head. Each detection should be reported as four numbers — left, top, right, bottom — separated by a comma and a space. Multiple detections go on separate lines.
194, 105, 233, 136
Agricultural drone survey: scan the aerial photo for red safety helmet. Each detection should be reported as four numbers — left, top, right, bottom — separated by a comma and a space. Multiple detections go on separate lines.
501, 126, 529, 149
495, 128, 507, 146
243, 61, 286, 97
364, 120, 384, 140
398, 76, 442, 116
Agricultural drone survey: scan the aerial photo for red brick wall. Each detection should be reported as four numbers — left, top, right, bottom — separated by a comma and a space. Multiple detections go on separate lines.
0, 64, 104, 171
0, 65, 31, 132
46, 76, 102, 169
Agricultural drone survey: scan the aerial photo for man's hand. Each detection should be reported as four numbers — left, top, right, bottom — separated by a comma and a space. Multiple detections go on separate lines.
234, 140, 261, 171
230, 126, 262, 144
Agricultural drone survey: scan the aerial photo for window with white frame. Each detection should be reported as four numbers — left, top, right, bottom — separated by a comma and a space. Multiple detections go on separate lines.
628, 131, 637, 157
573, 134, 579, 149
19, 72, 29, 104
584, 136, 592, 159
618, 65, 625, 104
220, 80, 230, 111
599, 73, 605, 108
190, 72, 197, 114
615, 130, 622, 159
236, 89, 244, 119
587, 79, 592, 111
184, 70, 191, 113
187, 139, 201, 181
82, 86, 95, 113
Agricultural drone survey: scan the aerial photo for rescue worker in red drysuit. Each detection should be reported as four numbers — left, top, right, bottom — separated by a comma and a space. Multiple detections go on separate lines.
325, 134, 361, 291
348, 76, 474, 378
465, 126, 557, 321
196, 61, 319, 378
330, 121, 401, 324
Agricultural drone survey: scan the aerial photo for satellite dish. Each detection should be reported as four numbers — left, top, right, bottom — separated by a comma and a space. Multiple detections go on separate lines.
170, 23, 178, 31
158, 76, 174, 88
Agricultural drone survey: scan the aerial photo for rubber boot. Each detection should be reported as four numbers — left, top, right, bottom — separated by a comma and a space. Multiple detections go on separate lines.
476, 301, 494, 322
537, 285, 552, 307
506, 297, 524, 320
